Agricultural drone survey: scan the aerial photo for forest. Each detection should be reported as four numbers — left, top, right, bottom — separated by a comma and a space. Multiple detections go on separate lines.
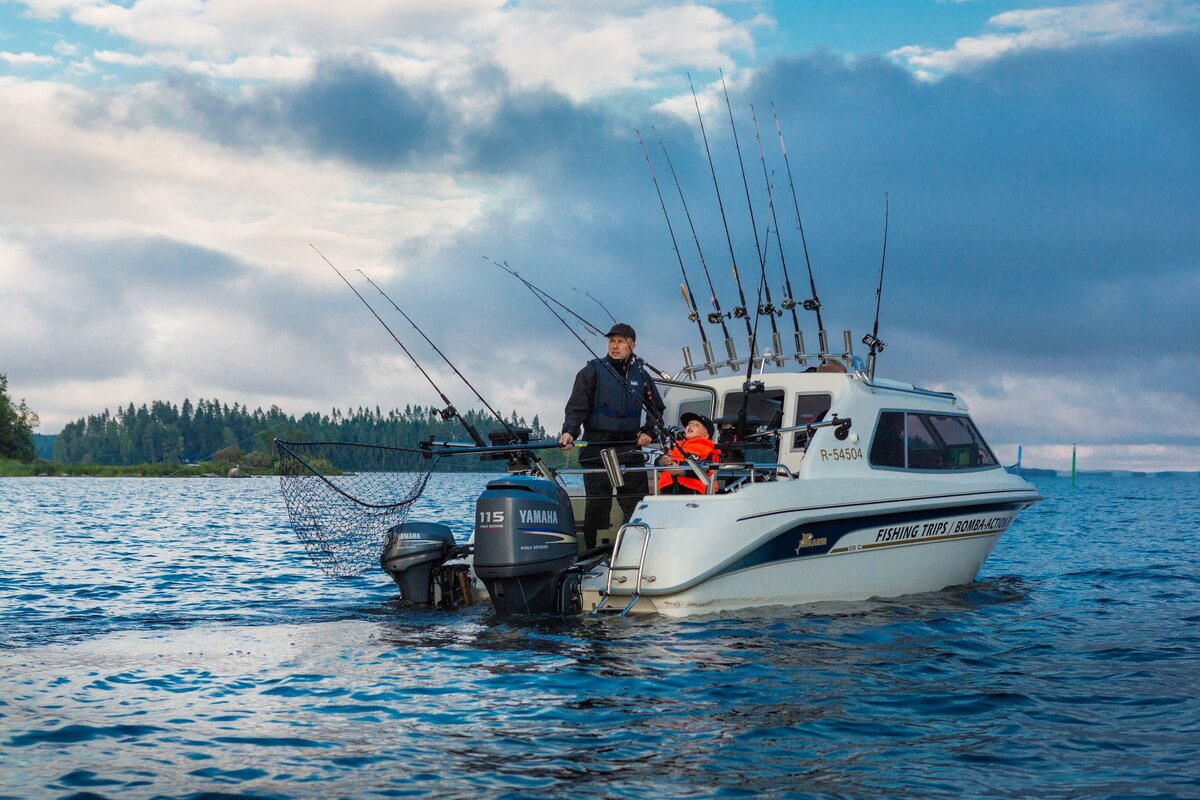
49, 398, 553, 471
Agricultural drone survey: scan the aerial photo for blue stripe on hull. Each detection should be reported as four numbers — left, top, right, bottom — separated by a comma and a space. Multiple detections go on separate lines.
717, 501, 1026, 578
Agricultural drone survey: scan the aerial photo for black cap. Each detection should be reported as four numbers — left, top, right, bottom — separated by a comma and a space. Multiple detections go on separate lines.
680, 412, 714, 438
604, 322, 636, 341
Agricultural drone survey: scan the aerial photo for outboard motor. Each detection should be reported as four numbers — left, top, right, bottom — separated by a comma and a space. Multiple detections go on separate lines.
380, 522, 468, 608
472, 475, 578, 614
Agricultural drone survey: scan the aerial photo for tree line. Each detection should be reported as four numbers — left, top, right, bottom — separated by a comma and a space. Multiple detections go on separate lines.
50, 398, 553, 470
0, 374, 39, 462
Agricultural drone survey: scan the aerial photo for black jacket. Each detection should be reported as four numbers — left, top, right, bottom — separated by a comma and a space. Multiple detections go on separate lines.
561, 356, 665, 440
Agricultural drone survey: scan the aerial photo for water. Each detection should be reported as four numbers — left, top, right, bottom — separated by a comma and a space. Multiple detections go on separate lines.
2, 474, 1198, 799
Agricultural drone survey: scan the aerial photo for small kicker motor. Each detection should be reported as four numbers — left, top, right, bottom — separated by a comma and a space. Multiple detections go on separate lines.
380, 522, 472, 608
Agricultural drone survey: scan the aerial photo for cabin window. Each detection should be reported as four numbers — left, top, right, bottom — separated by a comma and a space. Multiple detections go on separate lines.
869, 411, 998, 470
792, 393, 832, 449
922, 414, 998, 468
868, 411, 906, 468
655, 379, 717, 429
906, 416, 943, 469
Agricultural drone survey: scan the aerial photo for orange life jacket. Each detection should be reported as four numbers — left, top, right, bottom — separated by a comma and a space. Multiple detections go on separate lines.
657, 437, 720, 494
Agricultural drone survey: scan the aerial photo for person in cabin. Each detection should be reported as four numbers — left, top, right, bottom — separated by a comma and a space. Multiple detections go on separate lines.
559, 323, 666, 550
658, 412, 719, 495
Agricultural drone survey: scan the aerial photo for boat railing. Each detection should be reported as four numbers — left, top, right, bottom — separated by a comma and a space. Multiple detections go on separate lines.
853, 371, 959, 402
674, 329, 867, 380
558, 460, 795, 495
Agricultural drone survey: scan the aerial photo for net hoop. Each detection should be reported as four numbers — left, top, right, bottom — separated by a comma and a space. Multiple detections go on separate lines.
275, 439, 440, 577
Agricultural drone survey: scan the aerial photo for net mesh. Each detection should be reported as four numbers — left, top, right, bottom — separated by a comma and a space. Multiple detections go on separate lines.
276, 439, 439, 577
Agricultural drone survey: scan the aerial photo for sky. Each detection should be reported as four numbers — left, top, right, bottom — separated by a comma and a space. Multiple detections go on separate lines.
1, 0, 1197, 472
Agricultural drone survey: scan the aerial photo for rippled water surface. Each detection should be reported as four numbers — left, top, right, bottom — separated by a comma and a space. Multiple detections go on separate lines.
2, 473, 1198, 799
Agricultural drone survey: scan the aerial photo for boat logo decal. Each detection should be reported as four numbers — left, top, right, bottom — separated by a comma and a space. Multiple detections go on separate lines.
794, 532, 828, 554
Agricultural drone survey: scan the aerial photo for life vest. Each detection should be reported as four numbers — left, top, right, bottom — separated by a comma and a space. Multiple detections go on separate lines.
584, 357, 647, 434
658, 437, 720, 494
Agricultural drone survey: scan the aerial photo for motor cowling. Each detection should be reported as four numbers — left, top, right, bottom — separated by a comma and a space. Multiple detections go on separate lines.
380, 522, 458, 606
472, 475, 578, 614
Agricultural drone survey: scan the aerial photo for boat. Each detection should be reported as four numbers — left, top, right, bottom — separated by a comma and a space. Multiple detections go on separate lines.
276, 338, 1040, 618
276, 91, 1041, 618
572, 359, 1041, 616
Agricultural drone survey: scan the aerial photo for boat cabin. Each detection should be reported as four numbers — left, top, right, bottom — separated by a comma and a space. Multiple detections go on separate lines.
653, 369, 1000, 480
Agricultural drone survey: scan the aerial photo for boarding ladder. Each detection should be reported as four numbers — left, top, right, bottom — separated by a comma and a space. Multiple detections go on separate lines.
593, 522, 652, 616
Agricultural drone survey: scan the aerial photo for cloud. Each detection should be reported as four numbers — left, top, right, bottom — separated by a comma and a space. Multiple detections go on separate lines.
1, 17, 1197, 471
890, 0, 1200, 79
1, 51, 57, 66
627, 37, 1199, 468
30, 0, 760, 101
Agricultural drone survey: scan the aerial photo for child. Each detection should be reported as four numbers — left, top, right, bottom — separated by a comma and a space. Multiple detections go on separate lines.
658, 412, 720, 495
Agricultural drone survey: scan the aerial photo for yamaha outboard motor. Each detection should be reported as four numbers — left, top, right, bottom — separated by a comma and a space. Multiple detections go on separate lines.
473, 475, 578, 614
380, 522, 468, 608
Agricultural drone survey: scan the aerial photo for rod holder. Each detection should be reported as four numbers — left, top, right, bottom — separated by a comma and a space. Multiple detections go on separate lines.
725, 337, 738, 368
702, 340, 718, 375
772, 331, 784, 366
818, 329, 829, 358
843, 330, 853, 357
681, 346, 696, 380
795, 331, 807, 365
600, 448, 625, 489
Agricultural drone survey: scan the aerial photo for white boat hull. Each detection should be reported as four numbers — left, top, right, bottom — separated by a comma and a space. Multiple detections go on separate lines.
581, 484, 1033, 617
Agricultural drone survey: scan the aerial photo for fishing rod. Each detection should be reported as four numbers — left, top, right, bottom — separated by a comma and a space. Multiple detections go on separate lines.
490, 257, 709, 486
655, 127, 736, 372
721, 72, 782, 366
573, 287, 616, 323
355, 269, 517, 439
488, 258, 668, 430
771, 101, 828, 361
488, 258, 674, 381
751, 104, 803, 364
310, 245, 486, 446
689, 72, 756, 357
636, 128, 715, 376
863, 193, 889, 380
732, 214, 776, 453
490, 259, 606, 338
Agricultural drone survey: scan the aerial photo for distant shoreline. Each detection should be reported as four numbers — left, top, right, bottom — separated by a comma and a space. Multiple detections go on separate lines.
2, 459, 1195, 479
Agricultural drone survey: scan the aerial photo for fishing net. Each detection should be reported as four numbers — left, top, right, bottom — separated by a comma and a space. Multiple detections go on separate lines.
276, 439, 439, 577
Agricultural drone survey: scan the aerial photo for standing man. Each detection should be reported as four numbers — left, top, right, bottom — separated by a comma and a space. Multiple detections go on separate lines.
559, 323, 666, 550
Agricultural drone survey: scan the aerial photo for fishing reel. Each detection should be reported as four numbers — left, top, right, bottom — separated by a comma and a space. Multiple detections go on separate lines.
862, 333, 886, 353
706, 312, 724, 324
802, 298, 821, 312
758, 302, 779, 317
688, 310, 700, 322
436, 404, 458, 422
657, 426, 687, 450
730, 306, 748, 319
780, 297, 797, 311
